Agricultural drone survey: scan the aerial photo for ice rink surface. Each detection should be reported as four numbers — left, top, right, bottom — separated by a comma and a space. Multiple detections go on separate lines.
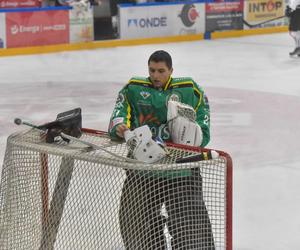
0, 32, 300, 249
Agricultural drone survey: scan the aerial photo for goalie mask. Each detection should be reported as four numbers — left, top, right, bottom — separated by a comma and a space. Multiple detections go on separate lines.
124, 125, 167, 163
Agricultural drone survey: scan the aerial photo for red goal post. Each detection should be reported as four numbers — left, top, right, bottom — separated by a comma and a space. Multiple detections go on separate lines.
0, 127, 232, 250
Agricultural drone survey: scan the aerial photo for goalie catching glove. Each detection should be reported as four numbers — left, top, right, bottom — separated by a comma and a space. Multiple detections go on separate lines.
124, 125, 167, 163
167, 100, 202, 146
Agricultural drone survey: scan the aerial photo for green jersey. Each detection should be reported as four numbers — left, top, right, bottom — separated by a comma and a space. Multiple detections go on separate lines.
109, 76, 210, 147
108, 76, 210, 178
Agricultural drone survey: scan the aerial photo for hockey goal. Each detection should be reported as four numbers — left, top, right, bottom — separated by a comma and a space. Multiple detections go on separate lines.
0, 128, 232, 250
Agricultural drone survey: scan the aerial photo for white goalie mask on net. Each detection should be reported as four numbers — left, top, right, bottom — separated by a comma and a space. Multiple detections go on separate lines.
124, 125, 167, 164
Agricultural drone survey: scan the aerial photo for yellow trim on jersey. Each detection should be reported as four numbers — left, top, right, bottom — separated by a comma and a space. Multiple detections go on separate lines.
163, 77, 172, 90
128, 79, 151, 85
126, 105, 131, 128
194, 87, 203, 112
125, 97, 131, 128
168, 80, 203, 111
170, 81, 194, 87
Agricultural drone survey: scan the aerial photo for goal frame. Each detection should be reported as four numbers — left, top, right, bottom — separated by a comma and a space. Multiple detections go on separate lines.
1, 127, 233, 250
59, 128, 233, 249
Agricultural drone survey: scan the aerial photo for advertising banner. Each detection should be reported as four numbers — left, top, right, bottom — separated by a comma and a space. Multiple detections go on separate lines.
6, 10, 69, 48
0, 0, 41, 8
0, 13, 5, 48
206, 0, 243, 32
119, 3, 205, 39
69, 4, 94, 43
243, 0, 286, 28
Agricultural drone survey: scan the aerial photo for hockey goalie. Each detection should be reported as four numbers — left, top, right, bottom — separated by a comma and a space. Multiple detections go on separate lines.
108, 50, 215, 250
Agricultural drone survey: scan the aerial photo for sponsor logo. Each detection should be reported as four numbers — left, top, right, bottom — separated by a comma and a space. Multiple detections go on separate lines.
128, 17, 167, 28
10, 24, 66, 35
138, 112, 160, 126
179, 28, 197, 35
57, 0, 72, 5
248, 0, 282, 13
10, 25, 19, 35
140, 91, 150, 99
0, 0, 39, 8
0, 1, 17, 8
178, 4, 199, 27
110, 117, 124, 130
150, 124, 170, 140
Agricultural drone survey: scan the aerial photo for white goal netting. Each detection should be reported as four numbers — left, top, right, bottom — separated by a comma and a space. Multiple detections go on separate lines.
0, 128, 232, 250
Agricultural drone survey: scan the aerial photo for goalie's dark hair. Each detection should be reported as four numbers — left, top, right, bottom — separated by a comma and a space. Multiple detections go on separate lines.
148, 50, 172, 69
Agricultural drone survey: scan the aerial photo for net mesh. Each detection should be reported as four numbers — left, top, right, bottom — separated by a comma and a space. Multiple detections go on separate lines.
0, 128, 231, 250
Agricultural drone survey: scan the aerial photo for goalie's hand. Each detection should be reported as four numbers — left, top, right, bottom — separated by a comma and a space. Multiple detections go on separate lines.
116, 123, 129, 138
167, 100, 203, 146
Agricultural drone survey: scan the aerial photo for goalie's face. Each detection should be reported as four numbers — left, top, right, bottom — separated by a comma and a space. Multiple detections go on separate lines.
148, 61, 173, 89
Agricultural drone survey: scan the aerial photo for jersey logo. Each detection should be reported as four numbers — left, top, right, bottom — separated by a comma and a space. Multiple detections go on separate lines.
169, 93, 180, 101
139, 113, 160, 126
109, 117, 124, 131
166, 93, 181, 106
140, 91, 151, 99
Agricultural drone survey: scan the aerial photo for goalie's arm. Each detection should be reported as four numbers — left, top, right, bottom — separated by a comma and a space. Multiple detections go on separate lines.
108, 87, 132, 140
194, 84, 210, 147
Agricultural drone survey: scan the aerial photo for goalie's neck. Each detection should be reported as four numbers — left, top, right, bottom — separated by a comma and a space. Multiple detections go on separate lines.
150, 76, 172, 91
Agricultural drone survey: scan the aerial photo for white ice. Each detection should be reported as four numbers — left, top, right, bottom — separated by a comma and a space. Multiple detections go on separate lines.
1, 32, 300, 249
